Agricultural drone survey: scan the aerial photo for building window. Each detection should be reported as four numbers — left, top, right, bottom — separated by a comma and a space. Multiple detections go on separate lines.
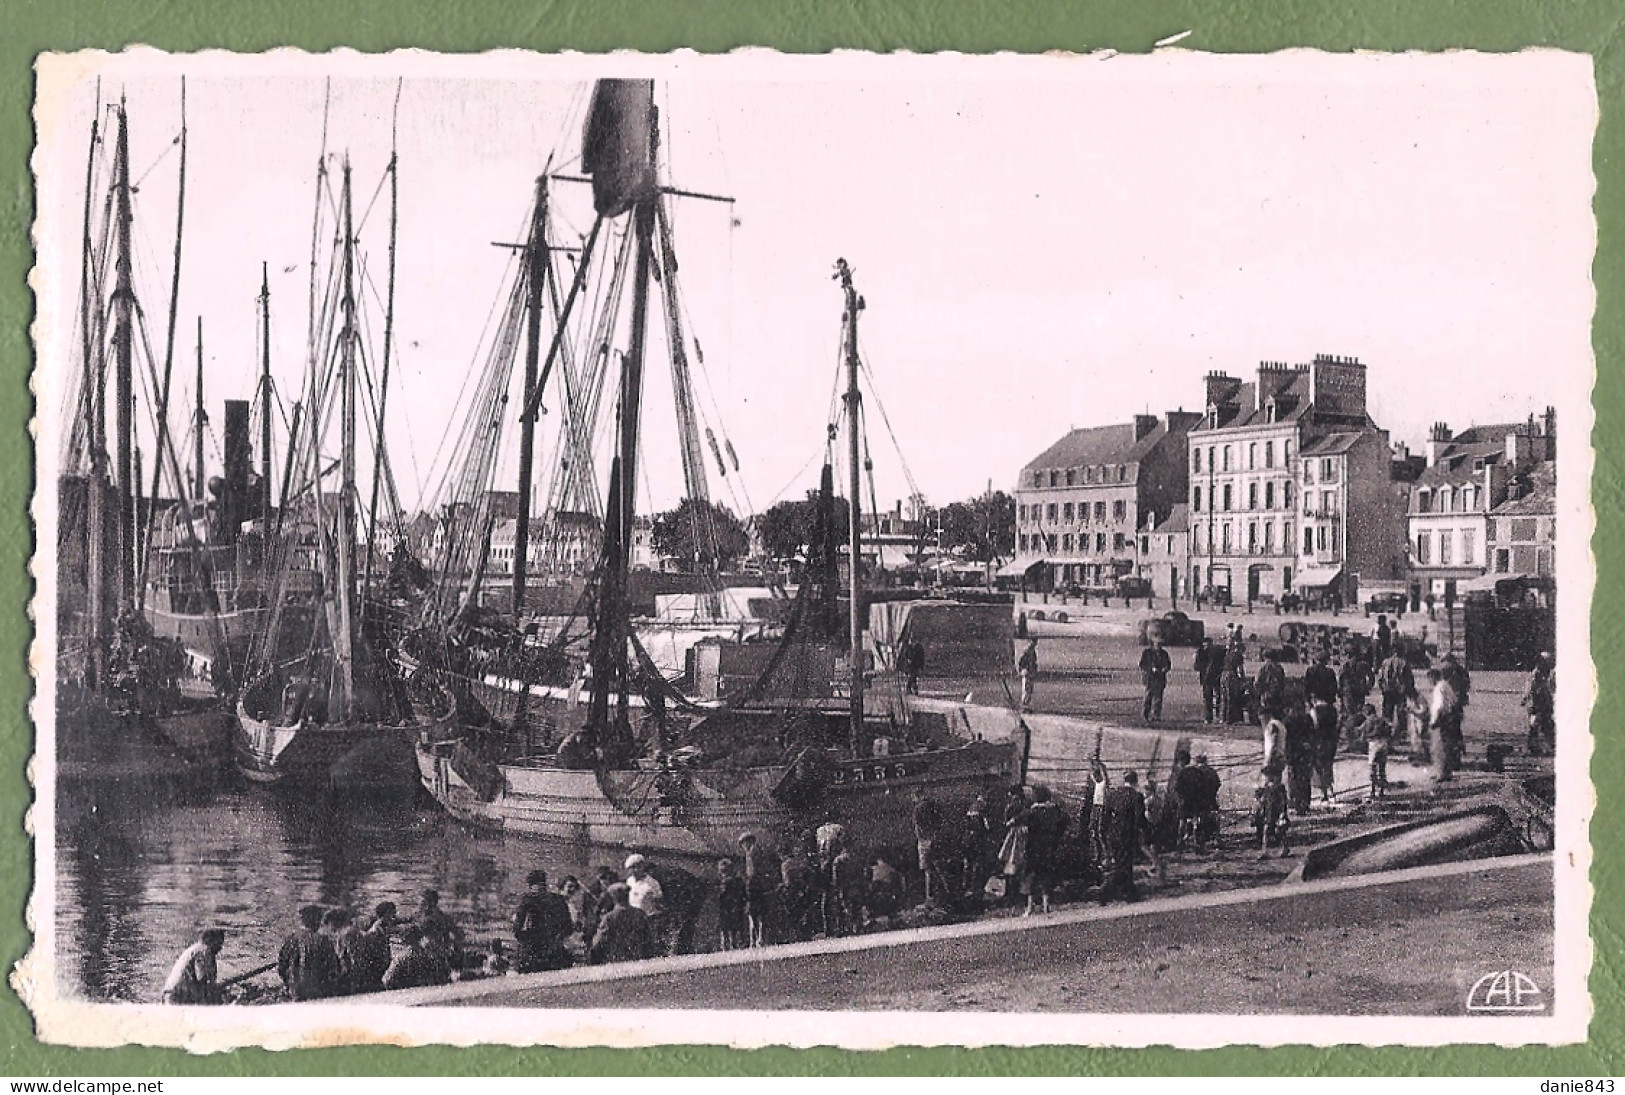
1265, 481, 1275, 509
1495, 548, 1510, 573
1223, 446, 1232, 471
1032, 470, 1043, 488
1118, 465, 1127, 482
1096, 532, 1106, 553
1018, 504, 1027, 523
1283, 520, 1293, 550
1062, 533, 1073, 552
1463, 486, 1477, 511
1049, 470, 1059, 488
1316, 525, 1328, 553
1321, 458, 1336, 482
1193, 486, 1203, 512
1194, 448, 1203, 473
1439, 531, 1453, 565
1265, 441, 1276, 469
1062, 502, 1074, 522
1303, 526, 1314, 554
1112, 500, 1126, 522
1065, 469, 1076, 487
1304, 461, 1315, 485
1113, 533, 1126, 552
1208, 446, 1217, 472
1140, 535, 1150, 554
1248, 443, 1257, 470
1222, 524, 1233, 551
1046, 503, 1057, 522
1264, 521, 1274, 552
1248, 483, 1258, 510
1222, 484, 1233, 511
1094, 502, 1106, 523
1440, 486, 1453, 514
1416, 531, 1431, 564
1462, 529, 1476, 565
1284, 481, 1294, 509
1019, 533, 1028, 552
1248, 522, 1258, 552
1321, 490, 1334, 515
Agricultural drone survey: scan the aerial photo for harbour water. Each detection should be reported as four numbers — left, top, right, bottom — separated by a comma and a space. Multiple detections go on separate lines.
54, 770, 715, 1004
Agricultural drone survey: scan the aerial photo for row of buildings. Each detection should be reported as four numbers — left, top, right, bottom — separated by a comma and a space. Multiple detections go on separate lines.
1010, 355, 1557, 608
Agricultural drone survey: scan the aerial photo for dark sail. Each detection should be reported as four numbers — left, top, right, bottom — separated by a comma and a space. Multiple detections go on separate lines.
582, 79, 657, 218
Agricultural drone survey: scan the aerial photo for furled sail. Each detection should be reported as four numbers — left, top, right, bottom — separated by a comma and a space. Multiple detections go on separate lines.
582, 79, 658, 218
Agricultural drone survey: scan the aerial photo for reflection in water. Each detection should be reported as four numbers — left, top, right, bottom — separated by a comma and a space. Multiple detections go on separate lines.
56, 771, 715, 1003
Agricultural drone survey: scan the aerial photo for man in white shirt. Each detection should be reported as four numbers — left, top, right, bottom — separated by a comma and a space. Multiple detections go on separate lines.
162, 928, 225, 1004
1426, 668, 1460, 783
624, 854, 664, 920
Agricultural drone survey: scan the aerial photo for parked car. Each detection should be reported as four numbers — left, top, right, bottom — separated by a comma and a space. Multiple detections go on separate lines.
1364, 591, 1408, 616
1138, 610, 1205, 647
1117, 577, 1153, 599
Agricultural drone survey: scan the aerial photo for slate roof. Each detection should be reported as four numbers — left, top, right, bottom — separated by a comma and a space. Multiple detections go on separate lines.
1299, 432, 1364, 456
1152, 502, 1189, 534
1490, 461, 1556, 516
1021, 421, 1171, 476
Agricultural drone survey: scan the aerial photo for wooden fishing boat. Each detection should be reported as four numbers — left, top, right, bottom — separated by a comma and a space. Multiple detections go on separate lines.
234, 128, 455, 788
415, 80, 1020, 855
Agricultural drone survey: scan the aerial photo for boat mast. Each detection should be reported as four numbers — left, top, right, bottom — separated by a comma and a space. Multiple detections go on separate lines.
512, 176, 548, 620
82, 98, 106, 688
332, 158, 358, 721
836, 258, 865, 752
193, 318, 205, 508
362, 108, 400, 603
112, 100, 136, 614
139, 80, 187, 609
260, 263, 273, 530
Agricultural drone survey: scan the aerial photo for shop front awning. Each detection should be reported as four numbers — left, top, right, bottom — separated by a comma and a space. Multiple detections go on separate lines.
997, 558, 1047, 578
1295, 563, 1344, 589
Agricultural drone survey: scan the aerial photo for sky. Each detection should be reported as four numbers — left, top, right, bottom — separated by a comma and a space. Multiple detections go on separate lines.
34, 49, 1597, 524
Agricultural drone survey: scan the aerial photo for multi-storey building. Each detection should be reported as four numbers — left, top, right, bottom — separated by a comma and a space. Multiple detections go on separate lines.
1187, 355, 1405, 606
1486, 458, 1557, 580
1138, 502, 1191, 602
1406, 412, 1555, 600
1013, 411, 1201, 590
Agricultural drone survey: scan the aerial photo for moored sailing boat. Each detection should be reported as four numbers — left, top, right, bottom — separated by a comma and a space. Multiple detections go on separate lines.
415, 80, 1017, 855
235, 133, 455, 788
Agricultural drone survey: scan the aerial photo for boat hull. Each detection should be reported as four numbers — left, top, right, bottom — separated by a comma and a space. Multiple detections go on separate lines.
416, 737, 1018, 857
144, 602, 264, 686
235, 689, 458, 791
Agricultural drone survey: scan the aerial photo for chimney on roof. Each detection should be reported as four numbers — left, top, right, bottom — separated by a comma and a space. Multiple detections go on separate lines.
1202, 371, 1242, 415
1254, 361, 1297, 412
1309, 354, 1367, 419
1164, 409, 1203, 435
1426, 422, 1452, 468
1132, 414, 1158, 442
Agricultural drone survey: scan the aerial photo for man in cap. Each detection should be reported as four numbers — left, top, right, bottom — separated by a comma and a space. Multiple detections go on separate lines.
278, 904, 340, 1001
1523, 651, 1556, 756
512, 869, 575, 973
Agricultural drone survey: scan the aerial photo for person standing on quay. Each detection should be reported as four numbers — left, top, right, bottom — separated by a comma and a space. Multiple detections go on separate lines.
591, 884, 658, 965
1100, 770, 1147, 903
1194, 638, 1223, 723
278, 904, 340, 1002
349, 902, 398, 995
1017, 638, 1039, 713
1138, 637, 1172, 724
512, 869, 575, 973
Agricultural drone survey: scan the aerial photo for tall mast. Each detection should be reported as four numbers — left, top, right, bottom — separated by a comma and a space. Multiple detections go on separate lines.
139, 79, 187, 609
112, 100, 136, 613
83, 98, 106, 688
193, 317, 205, 506
836, 258, 865, 751
512, 176, 548, 620
362, 101, 400, 602
332, 158, 358, 721
260, 262, 273, 530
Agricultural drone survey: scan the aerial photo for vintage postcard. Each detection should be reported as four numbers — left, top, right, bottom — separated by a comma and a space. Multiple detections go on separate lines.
21, 47, 1596, 1050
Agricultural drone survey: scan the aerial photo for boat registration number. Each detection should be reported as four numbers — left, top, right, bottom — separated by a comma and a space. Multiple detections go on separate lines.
832, 760, 923, 785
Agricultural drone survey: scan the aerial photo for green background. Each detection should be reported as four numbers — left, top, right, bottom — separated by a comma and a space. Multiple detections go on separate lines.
2, 0, 1618, 1077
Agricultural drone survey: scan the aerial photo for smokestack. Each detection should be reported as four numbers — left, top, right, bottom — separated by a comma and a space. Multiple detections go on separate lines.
1426, 422, 1452, 467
